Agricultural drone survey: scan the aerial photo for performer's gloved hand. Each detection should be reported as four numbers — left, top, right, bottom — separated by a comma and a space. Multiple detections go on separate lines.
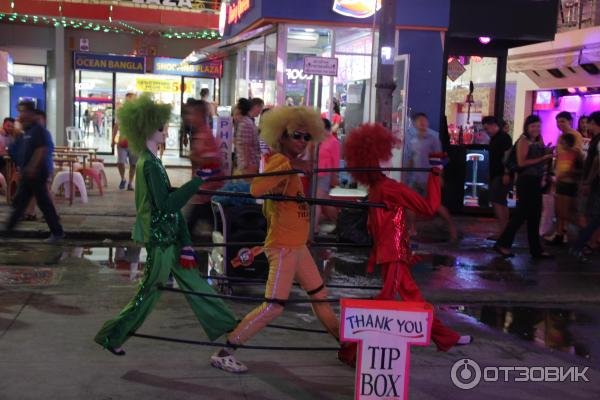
179, 246, 199, 269
195, 162, 221, 181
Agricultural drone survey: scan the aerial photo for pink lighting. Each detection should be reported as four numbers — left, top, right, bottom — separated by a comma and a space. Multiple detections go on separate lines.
567, 87, 577, 94
478, 36, 491, 44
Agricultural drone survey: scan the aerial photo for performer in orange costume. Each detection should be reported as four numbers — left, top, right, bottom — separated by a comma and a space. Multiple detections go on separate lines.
341, 124, 472, 363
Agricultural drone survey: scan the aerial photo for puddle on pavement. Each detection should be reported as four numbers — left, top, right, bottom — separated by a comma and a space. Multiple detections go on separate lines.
454, 305, 598, 363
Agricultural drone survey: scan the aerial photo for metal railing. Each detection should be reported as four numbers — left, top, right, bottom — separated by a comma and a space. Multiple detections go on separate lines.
557, 0, 600, 31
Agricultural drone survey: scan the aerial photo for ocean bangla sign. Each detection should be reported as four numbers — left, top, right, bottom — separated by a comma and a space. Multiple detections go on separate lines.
132, 0, 193, 9
340, 300, 433, 400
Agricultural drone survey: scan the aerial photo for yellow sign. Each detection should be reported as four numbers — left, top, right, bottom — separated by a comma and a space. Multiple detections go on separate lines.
135, 78, 191, 93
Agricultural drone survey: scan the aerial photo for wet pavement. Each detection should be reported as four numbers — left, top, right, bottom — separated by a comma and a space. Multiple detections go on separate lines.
1, 228, 599, 400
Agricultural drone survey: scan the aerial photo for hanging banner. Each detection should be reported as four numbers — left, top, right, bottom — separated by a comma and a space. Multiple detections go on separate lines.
74, 52, 145, 74
340, 300, 433, 400
153, 57, 222, 78
216, 116, 234, 175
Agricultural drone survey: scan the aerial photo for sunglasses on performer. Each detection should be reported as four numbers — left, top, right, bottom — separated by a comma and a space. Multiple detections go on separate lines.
290, 131, 312, 142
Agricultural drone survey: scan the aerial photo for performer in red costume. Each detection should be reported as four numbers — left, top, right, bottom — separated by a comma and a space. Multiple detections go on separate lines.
342, 124, 472, 361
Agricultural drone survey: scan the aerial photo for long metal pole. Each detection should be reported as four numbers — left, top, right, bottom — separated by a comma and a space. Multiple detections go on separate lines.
375, 0, 397, 128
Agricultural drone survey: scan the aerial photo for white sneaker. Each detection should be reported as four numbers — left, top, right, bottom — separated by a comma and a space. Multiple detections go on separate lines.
210, 350, 248, 373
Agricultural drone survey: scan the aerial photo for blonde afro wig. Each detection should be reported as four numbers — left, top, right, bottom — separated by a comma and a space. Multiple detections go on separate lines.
259, 106, 325, 152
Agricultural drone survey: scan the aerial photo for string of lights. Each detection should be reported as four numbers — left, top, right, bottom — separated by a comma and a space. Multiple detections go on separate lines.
0, 12, 221, 39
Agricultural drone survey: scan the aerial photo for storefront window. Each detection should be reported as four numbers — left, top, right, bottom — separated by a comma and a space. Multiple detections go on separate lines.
445, 56, 498, 208
285, 27, 332, 107
332, 27, 376, 136
445, 56, 497, 145
1, 64, 46, 120
264, 33, 277, 106
116, 73, 183, 152
75, 70, 114, 152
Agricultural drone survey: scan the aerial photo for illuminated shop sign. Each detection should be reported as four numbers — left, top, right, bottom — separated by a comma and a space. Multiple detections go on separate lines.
153, 57, 222, 78
74, 52, 145, 74
227, 0, 252, 25
332, 0, 381, 19
132, 0, 193, 9
135, 77, 192, 93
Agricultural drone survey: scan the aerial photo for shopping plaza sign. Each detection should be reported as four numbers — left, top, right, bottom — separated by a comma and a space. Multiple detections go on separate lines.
341, 300, 433, 400
153, 57, 222, 78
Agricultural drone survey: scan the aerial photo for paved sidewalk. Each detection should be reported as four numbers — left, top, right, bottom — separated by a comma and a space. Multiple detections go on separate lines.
0, 166, 193, 239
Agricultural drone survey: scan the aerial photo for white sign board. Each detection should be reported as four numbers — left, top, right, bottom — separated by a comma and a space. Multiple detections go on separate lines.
216, 116, 234, 175
303, 56, 339, 77
341, 300, 433, 400
79, 38, 90, 52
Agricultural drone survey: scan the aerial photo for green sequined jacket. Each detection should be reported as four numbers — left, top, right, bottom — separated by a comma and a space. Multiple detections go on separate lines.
132, 150, 201, 248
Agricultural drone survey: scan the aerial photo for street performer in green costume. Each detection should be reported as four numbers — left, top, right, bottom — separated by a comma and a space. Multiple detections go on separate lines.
94, 94, 237, 356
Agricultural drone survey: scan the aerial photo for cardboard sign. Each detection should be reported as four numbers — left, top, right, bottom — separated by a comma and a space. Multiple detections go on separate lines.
341, 300, 433, 400
216, 116, 234, 175
303, 56, 339, 77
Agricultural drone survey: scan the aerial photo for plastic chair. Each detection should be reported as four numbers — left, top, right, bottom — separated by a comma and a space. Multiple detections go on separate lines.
66, 127, 85, 148
78, 167, 103, 195
91, 161, 108, 187
51, 171, 88, 203
465, 153, 485, 198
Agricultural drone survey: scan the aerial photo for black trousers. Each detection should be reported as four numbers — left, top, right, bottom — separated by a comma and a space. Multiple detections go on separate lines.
7, 175, 63, 236
496, 175, 543, 256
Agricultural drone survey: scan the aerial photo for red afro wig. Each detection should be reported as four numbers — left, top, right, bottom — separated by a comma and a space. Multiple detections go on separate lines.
344, 123, 398, 186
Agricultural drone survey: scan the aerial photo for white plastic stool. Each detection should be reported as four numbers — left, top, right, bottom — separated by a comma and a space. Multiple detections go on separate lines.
465, 153, 485, 198
51, 171, 88, 203
92, 161, 108, 187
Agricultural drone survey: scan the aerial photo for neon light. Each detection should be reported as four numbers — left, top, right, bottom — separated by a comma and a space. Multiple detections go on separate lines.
478, 36, 491, 44
227, 0, 251, 25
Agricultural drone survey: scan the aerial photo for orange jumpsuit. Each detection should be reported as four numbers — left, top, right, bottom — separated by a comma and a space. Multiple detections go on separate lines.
367, 172, 459, 351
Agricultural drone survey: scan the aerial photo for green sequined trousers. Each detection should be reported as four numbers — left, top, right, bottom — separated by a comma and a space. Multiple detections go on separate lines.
94, 150, 236, 349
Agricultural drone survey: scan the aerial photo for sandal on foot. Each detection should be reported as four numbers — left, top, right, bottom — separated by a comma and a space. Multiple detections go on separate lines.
210, 352, 248, 373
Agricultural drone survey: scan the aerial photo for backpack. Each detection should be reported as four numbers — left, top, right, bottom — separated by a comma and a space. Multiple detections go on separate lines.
503, 138, 520, 173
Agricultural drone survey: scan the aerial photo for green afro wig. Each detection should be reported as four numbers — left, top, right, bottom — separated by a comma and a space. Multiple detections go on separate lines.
117, 94, 172, 155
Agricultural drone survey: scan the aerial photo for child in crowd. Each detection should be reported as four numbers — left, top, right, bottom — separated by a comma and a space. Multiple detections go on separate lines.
548, 133, 583, 245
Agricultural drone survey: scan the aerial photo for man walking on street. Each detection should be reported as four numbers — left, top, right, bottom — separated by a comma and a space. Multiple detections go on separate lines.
4, 101, 64, 241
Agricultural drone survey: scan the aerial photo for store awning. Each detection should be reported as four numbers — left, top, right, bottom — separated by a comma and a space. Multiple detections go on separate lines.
183, 24, 275, 65
507, 27, 600, 89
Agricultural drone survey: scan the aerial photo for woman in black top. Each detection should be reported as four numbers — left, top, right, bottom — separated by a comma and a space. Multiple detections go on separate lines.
494, 115, 554, 258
